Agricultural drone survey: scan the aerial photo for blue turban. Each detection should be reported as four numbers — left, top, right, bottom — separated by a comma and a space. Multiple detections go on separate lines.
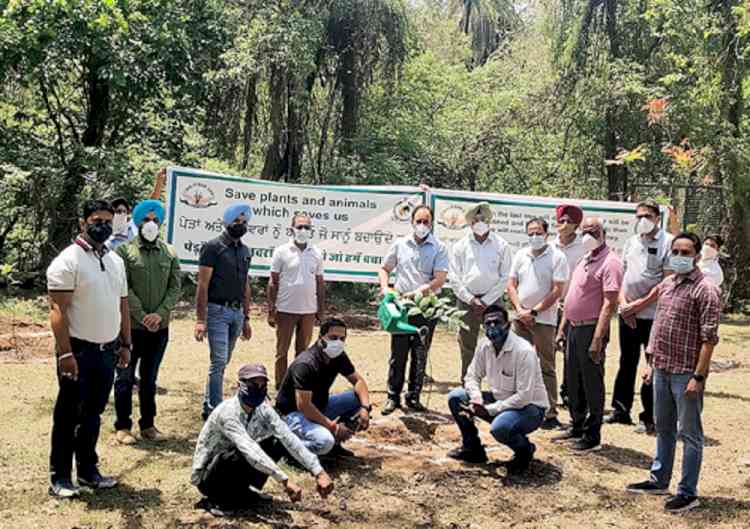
132, 200, 165, 226
223, 203, 253, 226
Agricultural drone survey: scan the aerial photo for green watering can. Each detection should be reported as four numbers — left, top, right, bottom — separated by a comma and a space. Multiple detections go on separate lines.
378, 291, 429, 342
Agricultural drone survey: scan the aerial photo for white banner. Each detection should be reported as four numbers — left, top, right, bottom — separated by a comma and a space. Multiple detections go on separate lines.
165, 167, 424, 282
165, 167, 668, 283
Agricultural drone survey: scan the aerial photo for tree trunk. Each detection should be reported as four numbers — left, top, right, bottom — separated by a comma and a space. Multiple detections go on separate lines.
339, 45, 359, 155
241, 73, 258, 171
262, 65, 287, 180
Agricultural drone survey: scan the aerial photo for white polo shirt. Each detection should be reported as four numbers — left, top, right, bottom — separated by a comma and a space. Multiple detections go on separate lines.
509, 244, 569, 326
270, 241, 324, 314
554, 233, 586, 302
47, 241, 128, 344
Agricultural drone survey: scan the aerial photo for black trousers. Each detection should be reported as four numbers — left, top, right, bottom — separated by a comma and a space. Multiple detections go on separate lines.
611, 317, 654, 424
50, 338, 117, 482
566, 325, 605, 445
196, 438, 285, 508
114, 328, 169, 430
387, 317, 436, 402
557, 308, 568, 405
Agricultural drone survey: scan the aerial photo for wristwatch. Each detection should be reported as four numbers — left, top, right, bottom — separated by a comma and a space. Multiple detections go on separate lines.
530, 309, 539, 317
691, 373, 706, 383
363, 404, 373, 413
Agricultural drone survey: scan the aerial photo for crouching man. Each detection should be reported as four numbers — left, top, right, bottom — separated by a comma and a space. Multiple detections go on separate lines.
447, 305, 549, 474
275, 318, 372, 458
191, 364, 333, 515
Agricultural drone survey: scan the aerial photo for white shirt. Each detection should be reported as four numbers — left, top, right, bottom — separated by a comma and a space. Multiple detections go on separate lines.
621, 230, 674, 320
509, 244, 569, 326
464, 331, 550, 416
554, 233, 586, 302
46, 241, 128, 344
271, 241, 324, 314
449, 232, 512, 305
699, 258, 724, 288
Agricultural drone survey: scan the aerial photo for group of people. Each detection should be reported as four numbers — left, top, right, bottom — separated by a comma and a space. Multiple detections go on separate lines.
45, 183, 724, 516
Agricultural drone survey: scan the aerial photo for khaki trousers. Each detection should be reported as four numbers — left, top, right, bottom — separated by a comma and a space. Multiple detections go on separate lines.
456, 299, 486, 383
275, 312, 316, 387
513, 320, 558, 419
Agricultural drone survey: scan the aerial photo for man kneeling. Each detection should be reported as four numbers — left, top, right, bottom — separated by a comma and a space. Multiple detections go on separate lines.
275, 318, 372, 457
447, 305, 549, 474
191, 364, 332, 515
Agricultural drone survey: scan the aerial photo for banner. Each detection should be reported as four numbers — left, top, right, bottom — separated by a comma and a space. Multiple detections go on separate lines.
165, 167, 668, 283
165, 167, 424, 282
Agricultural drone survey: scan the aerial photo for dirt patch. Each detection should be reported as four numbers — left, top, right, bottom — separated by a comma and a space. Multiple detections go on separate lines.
0, 315, 52, 361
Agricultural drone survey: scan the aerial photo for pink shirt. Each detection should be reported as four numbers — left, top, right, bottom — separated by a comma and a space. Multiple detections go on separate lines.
564, 245, 623, 322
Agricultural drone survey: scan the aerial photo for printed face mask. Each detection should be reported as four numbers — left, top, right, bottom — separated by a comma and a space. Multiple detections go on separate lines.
141, 221, 159, 242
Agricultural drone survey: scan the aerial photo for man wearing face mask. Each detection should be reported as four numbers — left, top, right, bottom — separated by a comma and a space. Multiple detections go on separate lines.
507, 217, 569, 430
609, 201, 673, 433
698, 234, 724, 288
449, 202, 512, 382
447, 305, 549, 474
276, 318, 372, 457
554, 218, 623, 452
626, 233, 721, 514
268, 214, 326, 387
379, 205, 449, 414
196, 203, 254, 420
192, 364, 333, 516
46, 200, 132, 497
113, 200, 181, 444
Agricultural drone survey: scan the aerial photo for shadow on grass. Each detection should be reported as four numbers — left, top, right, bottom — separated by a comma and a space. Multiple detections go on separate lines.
129, 433, 197, 456
81, 483, 163, 529
705, 390, 750, 404
498, 458, 564, 488
693, 496, 750, 517
594, 444, 653, 469
322, 454, 386, 480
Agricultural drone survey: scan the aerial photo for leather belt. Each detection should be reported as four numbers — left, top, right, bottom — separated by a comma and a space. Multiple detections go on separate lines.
569, 319, 598, 327
210, 300, 243, 310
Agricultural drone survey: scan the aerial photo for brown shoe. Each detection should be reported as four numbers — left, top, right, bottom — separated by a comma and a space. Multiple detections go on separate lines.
115, 429, 137, 445
140, 427, 163, 441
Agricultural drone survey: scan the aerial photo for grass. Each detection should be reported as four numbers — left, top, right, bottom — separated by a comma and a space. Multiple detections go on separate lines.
1, 311, 749, 528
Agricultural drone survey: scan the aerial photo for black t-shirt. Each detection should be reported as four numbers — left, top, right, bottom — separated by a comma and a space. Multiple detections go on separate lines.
276, 343, 356, 415
198, 233, 251, 303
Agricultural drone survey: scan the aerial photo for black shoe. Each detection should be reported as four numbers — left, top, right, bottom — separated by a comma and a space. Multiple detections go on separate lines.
78, 470, 118, 489
551, 429, 583, 443
195, 497, 234, 517
49, 479, 80, 498
604, 413, 633, 425
326, 444, 355, 458
665, 494, 700, 513
541, 417, 563, 430
447, 446, 488, 464
381, 398, 400, 416
626, 480, 669, 495
405, 398, 427, 413
570, 439, 601, 452
507, 444, 536, 475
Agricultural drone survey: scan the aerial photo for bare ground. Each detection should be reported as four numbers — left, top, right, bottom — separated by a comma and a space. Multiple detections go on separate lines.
1, 312, 749, 529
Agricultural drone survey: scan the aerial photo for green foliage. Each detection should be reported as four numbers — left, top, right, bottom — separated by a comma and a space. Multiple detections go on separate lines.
398, 291, 468, 330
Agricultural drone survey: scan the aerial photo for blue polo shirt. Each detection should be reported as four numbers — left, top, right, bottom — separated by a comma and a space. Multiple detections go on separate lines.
383, 233, 449, 293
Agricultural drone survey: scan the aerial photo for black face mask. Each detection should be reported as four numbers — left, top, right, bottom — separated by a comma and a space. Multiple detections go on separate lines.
485, 321, 510, 350
238, 380, 268, 408
87, 222, 113, 244
227, 223, 247, 240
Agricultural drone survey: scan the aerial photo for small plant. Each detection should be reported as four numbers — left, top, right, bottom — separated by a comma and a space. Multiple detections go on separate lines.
396, 291, 469, 330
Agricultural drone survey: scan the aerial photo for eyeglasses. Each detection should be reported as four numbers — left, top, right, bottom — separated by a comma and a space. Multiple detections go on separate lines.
295, 225, 312, 230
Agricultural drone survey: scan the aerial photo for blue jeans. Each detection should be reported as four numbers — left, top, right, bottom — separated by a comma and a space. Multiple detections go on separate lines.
284, 391, 362, 455
649, 369, 704, 497
448, 388, 545, 455
203, 303, 244, 417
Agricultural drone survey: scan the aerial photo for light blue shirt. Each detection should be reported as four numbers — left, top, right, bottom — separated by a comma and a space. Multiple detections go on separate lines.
106, 221, 138, 250
383, 233, 449, 293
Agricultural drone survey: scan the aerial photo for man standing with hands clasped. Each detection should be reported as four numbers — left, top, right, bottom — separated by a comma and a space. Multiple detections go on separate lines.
627, 233, 721, 513
47, 200, 132, 497
554, 218, 623, 452
507, 217, 569, 430
450, 202, 512, 382
268, 213, 325, 387
195, 203, 254, 420
114, 200, 181, 444
379, 205, 449, 415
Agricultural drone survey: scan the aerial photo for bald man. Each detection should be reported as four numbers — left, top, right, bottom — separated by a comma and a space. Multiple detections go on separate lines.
555, 218, 623, 452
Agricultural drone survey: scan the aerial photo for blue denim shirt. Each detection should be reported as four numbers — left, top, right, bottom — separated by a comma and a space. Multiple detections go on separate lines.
383, 233, 449, 293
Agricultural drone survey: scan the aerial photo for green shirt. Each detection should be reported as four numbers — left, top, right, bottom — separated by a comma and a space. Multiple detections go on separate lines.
116, 237, 182, 330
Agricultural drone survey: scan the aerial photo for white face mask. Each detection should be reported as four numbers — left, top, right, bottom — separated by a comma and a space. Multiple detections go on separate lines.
701, 245, 718, 260
472, 221, 490, 237
322, 338, 345, 359
528, 234, 546, 251
113, 213, 129, 234
413, 223, 431, 239
635, 217, 656, 235
582, 233, 601, 253
141, 220, 160, 242
294, 228, 311, 244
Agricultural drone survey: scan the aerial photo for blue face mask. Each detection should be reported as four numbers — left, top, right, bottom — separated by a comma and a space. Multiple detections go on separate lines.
485, 321, 510, 349
670, 255, 695, 275
238, 380, 267, 408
